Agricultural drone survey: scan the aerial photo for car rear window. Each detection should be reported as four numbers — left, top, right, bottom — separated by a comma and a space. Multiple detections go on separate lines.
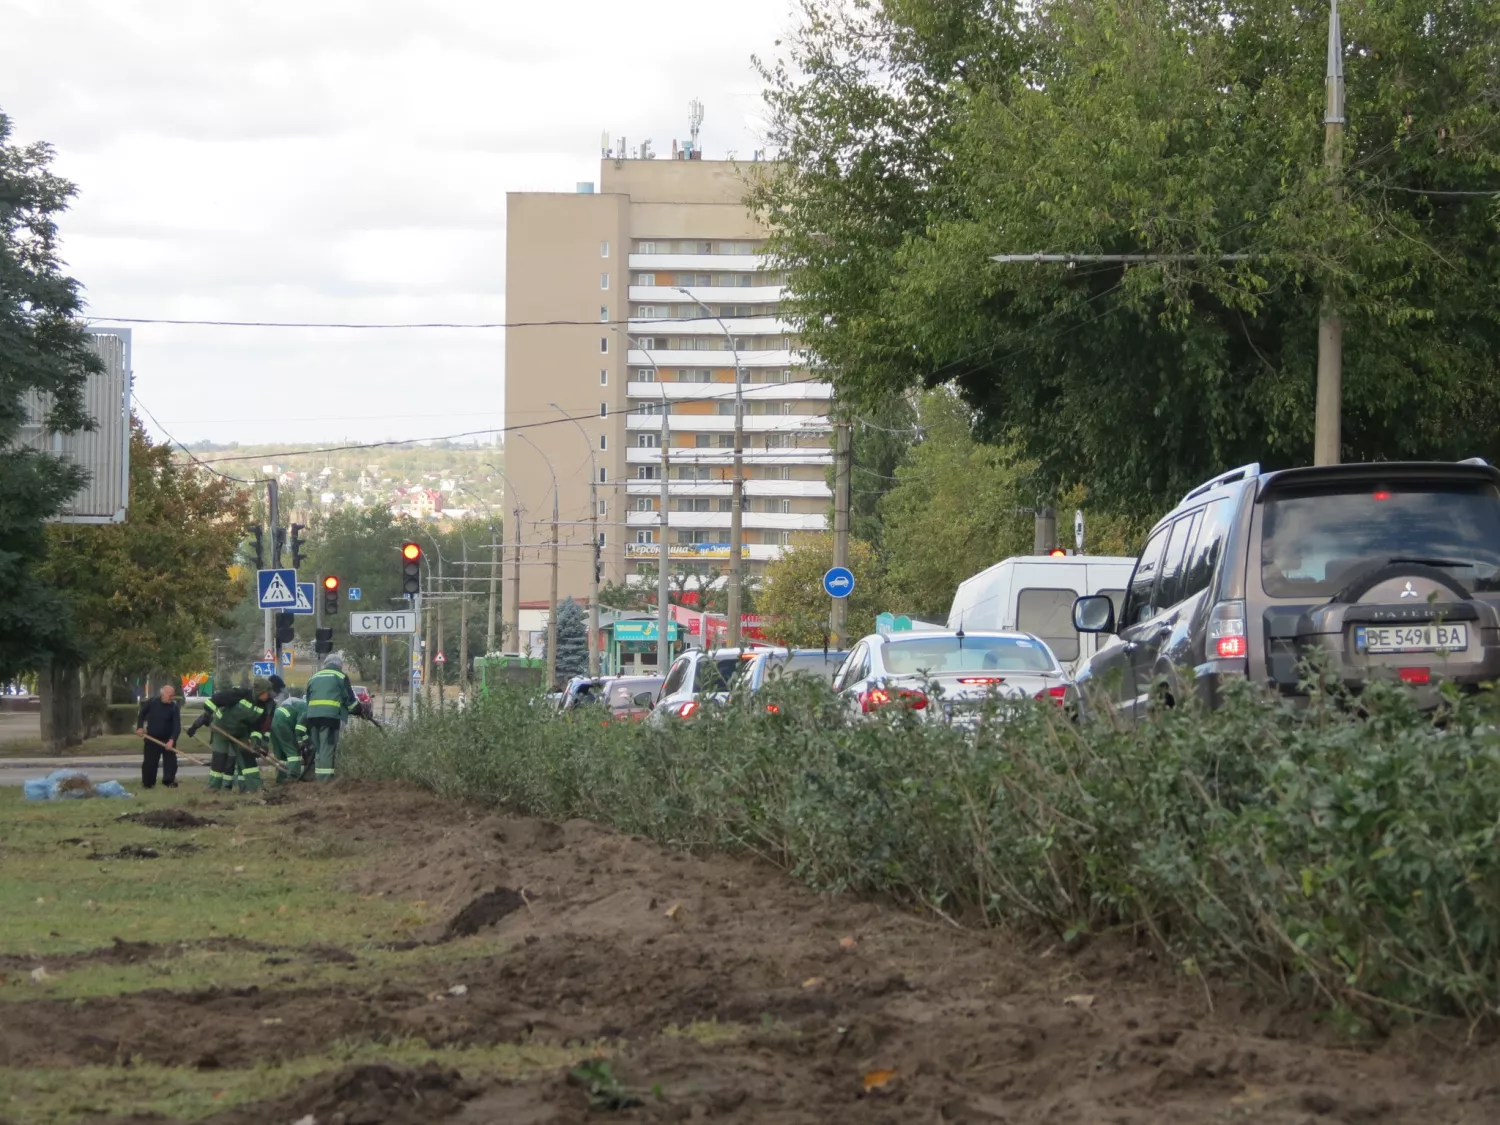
1260, 480, 1500, 597
1015, 588, 1079, 661
883, 636, 1058, 675
770, 652, 847, 684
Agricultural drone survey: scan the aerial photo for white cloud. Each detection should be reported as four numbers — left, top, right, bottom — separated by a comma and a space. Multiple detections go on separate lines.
2, 0, 790, 444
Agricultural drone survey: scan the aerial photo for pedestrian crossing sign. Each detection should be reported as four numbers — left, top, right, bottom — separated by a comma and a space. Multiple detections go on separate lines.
256, 568, 299, 609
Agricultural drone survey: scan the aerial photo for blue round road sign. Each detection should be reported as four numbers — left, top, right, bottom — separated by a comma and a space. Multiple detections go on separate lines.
822, 566, 856, 599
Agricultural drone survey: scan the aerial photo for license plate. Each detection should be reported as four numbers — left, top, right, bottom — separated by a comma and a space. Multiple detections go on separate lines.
1355, 623, 1469, 654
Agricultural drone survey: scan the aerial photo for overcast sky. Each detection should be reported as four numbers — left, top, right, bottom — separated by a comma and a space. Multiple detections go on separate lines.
2, 0, 792, 448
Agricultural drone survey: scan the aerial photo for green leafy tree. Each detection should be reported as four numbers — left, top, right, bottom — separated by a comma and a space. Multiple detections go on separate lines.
551, 596, 589, 681
756, 0, 1500, 515
759, 533, 889, 647
0, 109, 99, 682
41, 421, 250, 689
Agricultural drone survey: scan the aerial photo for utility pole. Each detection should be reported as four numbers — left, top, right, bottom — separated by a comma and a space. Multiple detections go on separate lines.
459, 538, 469, 691
658, 381, 671, 672
675, 289, 744, 646
1032, 507, 1058, 553
828, 413, 851, 649
437, 554, 446, 712
1314, 0, 1345, 466
511, 506, 523, 654
486, 521, 499, 655
263, 477, 278, 662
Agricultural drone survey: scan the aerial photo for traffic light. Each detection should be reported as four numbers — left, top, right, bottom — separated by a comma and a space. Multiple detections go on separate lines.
274, 612, 295, 645
322, 574, 340, 616
314, 626, 333, 655
401, 541, 422, 596
250, 525, 264, 569
272, 526, 286, 567
290, 523, 306, 568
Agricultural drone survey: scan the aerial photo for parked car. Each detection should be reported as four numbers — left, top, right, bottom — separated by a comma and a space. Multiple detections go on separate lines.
1071, 458, 1500, 717
558, 677, 606, 712
947, 555, 1134, 675
652, 647, 775, 722
729, 648, 849, 709
599, 676, 664, 722
831, 630, 1069, 726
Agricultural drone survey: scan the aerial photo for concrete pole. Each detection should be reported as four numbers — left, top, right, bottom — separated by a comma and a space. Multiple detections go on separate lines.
828, 413, 851, 649
263, 478, 278, 662
1314, 0, 1345, 466
676, 287, 744, 646
486, 522, 499, 655
459, 539, 469, 690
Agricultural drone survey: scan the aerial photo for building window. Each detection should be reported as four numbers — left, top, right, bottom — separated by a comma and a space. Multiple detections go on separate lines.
600, 369, 608, 386
600, 306, 608, 322
717, 435, 733, 448
676, 498, 711, 513
717, 498, 732, 513
677, 369, 711, 384
599, 468, 608, 483
636, 530, 653, 544
599, 500, 607, 515
781, 402, 794, 415
600, 402, 608, 417
633, 367, 655, 382
695, 435, 711, 448
779, 499, 792, 514
638, 241, 658, 254
634, 497, 654, 511
598, 532, 606, 548
638, 466, 658, 480
601, 273, 610, 290
600, 337, 609, 353
636, 337, 657, 350
717, 402, 735, 415
601, 240, 610, 258
635, 272, 656, 286
779, 531, 793, 546
599, 434, 607, 451
638, 433, 659, 448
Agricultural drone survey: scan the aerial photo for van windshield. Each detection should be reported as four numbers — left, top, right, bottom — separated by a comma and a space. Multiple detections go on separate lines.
1260, 481, 1500, 597
883, 636, 1058, 675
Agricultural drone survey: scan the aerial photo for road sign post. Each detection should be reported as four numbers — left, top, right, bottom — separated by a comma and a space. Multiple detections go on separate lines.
1074, 509, 1085, 553
347, 610, 418, 635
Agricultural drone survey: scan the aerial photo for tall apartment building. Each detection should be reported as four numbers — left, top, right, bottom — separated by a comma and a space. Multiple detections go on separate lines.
504, 154, 833, 649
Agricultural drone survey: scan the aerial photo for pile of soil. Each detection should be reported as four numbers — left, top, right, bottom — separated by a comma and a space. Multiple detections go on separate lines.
444, 888, 527, 939
119, 809, 217, 829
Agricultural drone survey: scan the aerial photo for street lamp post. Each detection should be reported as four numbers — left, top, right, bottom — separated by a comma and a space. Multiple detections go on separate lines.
612, 326, 672, 673
673, 286, 745, 647
516, 434, 560, 691
549, 402, 601, 676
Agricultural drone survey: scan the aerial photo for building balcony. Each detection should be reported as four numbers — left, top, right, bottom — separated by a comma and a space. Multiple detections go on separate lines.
625, 511, 828, 531
625, 479, 832, 499
627, 316, 788, 336
626, 381, 832, 401
624, 541, 788, 562
623, 414, 830, 434
627, 349, 800, 369
629, 285, 783, 305
625, 445, 832, 465
628, 254, 767, 272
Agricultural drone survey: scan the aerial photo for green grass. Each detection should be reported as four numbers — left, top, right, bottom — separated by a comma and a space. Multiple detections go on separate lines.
7, 1041, 598, 1125
0, 733, 143, 759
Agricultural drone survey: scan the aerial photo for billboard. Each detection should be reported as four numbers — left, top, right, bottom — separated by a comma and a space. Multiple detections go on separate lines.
19, 326, 132, 524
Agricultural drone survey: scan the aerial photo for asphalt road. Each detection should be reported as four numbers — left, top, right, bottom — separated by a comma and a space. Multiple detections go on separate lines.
0, 753, 209, 788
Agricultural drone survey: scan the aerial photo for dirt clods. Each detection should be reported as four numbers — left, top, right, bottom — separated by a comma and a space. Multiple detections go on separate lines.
119, 809, 217, 829
212, 1062, 478, 1125
445, 887, 527, 939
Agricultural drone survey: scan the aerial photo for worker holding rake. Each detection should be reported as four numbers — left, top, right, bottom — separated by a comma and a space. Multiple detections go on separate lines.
186, 677, 276, 793
269, 693, 310, 783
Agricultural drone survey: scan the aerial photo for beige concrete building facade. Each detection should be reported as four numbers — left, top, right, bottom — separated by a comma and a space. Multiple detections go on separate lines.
504, 156, 833, 655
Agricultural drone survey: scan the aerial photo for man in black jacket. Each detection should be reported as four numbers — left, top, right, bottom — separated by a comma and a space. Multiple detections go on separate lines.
135, 683, 183, 789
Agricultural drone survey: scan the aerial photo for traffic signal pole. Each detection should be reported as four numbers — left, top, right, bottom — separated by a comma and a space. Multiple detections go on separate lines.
828, 413, 851, 650
264, 478, 278, 664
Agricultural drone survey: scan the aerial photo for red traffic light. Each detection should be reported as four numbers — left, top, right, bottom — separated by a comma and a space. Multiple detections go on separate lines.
401, 541, 422, 562
323, 575, 340, 591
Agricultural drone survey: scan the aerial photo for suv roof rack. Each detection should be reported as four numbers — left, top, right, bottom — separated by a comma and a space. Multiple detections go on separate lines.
1180, 462, 1261, 506
1460, 456, 1491, 467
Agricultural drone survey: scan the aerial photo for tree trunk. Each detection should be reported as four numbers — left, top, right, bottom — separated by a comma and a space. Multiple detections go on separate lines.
38, 662, 84, 751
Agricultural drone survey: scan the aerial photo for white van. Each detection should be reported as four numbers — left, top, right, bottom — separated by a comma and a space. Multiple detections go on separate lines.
946, 556, 1136, 674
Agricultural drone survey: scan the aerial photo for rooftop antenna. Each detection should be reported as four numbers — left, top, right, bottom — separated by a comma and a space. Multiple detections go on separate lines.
689, 98, 704, 147
956, 617, 965, 650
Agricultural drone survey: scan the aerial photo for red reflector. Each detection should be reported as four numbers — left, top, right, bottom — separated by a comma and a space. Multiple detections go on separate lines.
1398, 667, 1431, 685
1215, 636, 1248, 659
1373, 490, 1392, 501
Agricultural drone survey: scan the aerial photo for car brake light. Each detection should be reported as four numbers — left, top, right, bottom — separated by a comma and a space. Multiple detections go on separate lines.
859, 687, 927, 713
1373, 490, 1391, 501
1034, 685, 1068, 704
1208, 600, 1248, 662
957, 676, 1005, 685
765, 703, 781, 714
680, 700, 699, 718
1398, 667, 1431, 685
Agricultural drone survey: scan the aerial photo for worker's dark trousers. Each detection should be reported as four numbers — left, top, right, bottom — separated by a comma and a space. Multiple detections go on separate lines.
142, 740, 177, 788
307, 717, 341, 781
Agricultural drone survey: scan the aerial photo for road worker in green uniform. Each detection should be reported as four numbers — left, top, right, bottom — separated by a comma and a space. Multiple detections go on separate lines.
186, 677, 275, 792
269, 694, 309, 783
304, 655, 361, 782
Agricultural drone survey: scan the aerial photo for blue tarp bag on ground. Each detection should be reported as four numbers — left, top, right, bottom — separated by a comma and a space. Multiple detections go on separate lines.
22, 769, 133, 801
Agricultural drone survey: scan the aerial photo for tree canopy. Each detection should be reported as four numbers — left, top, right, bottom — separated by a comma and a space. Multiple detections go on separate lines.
758, 532, 890, 646
755, 0, 1500, 515
0, 109, 101, 679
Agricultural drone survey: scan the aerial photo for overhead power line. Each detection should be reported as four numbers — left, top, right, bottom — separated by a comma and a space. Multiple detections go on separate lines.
85, 313, 791, 330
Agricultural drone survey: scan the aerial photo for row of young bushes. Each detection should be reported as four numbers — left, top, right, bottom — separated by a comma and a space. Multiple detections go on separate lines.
343, 678, 1500, 1029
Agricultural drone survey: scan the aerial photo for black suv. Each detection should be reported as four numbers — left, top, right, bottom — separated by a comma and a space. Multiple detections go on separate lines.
1071, 459, 1500, 714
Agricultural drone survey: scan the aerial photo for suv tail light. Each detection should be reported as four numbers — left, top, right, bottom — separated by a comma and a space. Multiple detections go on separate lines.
859, 686, 927, 713
679, 700, 699, 718
1034, 685, 1068, 705
1208, 600, 1248, 661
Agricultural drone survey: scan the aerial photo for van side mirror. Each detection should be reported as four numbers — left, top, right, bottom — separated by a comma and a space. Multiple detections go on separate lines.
633, 691, 655, 708
1073, 594, 1116, 634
